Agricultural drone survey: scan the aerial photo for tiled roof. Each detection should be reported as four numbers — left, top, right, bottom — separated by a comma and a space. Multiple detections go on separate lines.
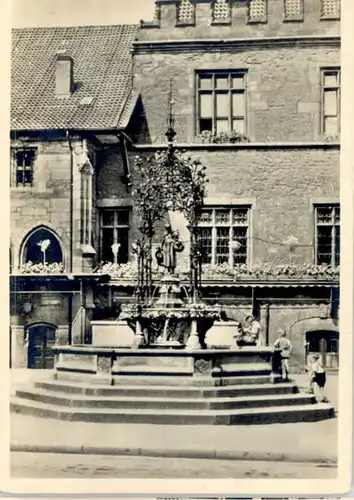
11, 24, 139, 131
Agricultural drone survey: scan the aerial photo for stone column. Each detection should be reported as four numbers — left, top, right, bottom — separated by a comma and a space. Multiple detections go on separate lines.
11, 325, 27, 368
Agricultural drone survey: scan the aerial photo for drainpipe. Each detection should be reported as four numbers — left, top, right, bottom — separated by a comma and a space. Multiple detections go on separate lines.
66, 130, 74, 344
264, 303, 270, 346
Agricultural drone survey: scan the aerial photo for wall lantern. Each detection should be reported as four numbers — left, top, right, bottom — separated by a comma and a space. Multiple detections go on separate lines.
22, 296, 32, 314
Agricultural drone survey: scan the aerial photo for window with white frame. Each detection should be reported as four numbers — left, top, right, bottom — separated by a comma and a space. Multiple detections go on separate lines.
197, 207, 250, 266
196, 71, 247, 135
315, 205, 340, 266
322, 68, 341, 136
100, 209, 130, 263
12, 148, 36, 187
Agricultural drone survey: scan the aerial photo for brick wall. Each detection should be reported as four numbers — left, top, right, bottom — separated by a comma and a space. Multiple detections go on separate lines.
133, 46, 340, 143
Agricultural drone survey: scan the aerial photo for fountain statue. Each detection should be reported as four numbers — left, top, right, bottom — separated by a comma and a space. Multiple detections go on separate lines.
155, 224, 184, 275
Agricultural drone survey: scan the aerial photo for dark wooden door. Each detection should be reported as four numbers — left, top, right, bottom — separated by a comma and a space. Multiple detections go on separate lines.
305, 330, 339, 370
27, 324, 56, 369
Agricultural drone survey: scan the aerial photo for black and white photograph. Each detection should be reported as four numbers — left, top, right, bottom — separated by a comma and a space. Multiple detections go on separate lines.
4, 0, 353, 495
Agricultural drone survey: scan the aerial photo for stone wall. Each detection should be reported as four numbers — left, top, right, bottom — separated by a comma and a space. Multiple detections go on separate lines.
10, 137, 99, 273
133, 46, 340, 143
131, 146, 339, 267
139, 0, 340, 42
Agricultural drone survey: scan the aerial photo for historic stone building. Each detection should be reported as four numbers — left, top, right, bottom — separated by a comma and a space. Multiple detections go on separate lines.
10, 0, 340, 371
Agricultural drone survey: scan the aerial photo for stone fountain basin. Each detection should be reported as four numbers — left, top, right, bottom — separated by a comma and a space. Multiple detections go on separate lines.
51, 345, 275, 379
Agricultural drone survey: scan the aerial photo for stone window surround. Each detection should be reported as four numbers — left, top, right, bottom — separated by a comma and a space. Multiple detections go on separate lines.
19, 225, 66, 269
11, 223, 68, 274
99, 207, 131, 264
195, 69, 248, 137
11, 146, 37, 188
198, 204, 252, 267
314, 203, 340, 267
320, 66, 341, 136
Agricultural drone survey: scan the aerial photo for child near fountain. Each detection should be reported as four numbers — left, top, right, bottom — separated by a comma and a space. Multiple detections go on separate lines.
306, 353, 329, 403
273, 329, 292, 381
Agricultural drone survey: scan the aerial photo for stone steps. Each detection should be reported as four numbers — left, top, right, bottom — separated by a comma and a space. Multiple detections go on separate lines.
15, 387, 313, 411
35, 379, 298, 398
10, 396, 335, 425
54, 371, 277, 387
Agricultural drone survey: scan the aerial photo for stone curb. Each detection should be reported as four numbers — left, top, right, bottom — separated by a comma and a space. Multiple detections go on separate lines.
10, 443, 337, 465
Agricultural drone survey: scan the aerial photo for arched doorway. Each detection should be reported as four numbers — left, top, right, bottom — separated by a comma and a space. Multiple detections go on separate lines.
21, 226, 63, 266
305, 330, 339, 370
27, 323, 56, 369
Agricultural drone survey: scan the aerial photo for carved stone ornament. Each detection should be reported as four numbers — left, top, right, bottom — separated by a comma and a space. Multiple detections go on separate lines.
74, 143, 94, 175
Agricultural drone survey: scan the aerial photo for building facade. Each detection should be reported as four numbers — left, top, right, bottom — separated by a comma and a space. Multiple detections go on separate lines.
10, 0, 340, 371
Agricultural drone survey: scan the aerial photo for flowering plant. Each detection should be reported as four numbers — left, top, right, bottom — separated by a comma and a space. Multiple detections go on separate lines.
195, 130, 250, 144
94, 261, 339, 281
95, 262, 140, 279
18, 261, 64, 274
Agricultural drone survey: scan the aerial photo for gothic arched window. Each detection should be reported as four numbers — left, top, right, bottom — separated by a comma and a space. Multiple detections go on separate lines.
22, 226, 63, 266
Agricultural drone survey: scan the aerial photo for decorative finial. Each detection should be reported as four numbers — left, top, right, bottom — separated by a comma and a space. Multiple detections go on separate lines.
165, 79, 177, 143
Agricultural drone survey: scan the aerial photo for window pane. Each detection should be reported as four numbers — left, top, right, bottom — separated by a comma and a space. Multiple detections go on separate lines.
335, 226, 340, 265
232, 227, 247, 264
102, 228, 114, 262
16, 151, 26, 166
23, 169, 33, 186
200, 93, 213, 118
24, 228, 63, 264
324, 90, 337, 116
317, 226, 332, 265
24, 151, 34, 167
102, 211, 115, 226
117, 228, 129, 263
324, 73, 338, 87
116, 209, 129, 226
16, 170, 24, 186
324, 116, 339, 135
200, 210, 213, 224
232, 208, 249, 225
199, 118, 213, 132
199, 75, 213, 90
215, 209, 230, 224
216, 93, 229, 118
232, 93, 244, 117
232, 75, 244, 89
216, 227, 229, 264
216, 119, 229, 134
317, 207, 333, 224
334, 207, 340, 224
197, 227, 212, 264
232, 119, 245, 134
215, 75, 229, 89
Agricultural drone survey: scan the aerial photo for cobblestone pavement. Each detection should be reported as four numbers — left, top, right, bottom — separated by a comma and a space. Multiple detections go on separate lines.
11, 452, 337, 479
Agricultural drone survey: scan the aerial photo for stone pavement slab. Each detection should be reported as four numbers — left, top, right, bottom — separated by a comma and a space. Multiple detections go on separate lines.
10, 412, 337, 464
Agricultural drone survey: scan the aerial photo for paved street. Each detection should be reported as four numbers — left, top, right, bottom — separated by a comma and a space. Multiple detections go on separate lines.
11, 452, 337, 479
